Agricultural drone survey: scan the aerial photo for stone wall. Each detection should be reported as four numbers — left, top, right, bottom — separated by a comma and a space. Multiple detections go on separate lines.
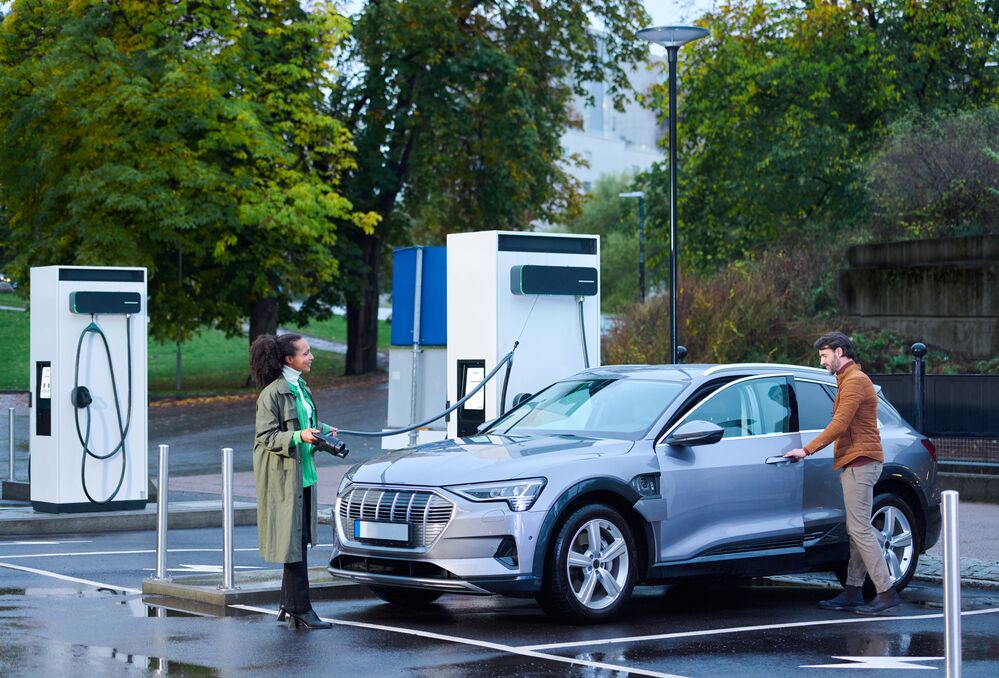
840, 235, 999, 359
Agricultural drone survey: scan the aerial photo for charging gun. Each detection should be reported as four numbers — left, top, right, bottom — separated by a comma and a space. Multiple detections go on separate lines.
313, 430, 349, 459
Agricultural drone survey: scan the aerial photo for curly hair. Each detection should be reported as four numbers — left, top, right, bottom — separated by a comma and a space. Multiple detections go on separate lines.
249, 333, 304, 389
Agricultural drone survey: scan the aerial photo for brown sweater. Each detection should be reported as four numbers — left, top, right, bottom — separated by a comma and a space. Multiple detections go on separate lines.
803, 362, 883, 470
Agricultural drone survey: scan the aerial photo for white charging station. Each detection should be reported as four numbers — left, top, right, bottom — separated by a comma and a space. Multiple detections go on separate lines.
29, 266, 148, 513
446, 231, 600, 438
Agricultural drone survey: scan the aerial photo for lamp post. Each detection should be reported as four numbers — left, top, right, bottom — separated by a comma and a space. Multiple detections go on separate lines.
618, 191, 646, 302
636, 25, 709, 364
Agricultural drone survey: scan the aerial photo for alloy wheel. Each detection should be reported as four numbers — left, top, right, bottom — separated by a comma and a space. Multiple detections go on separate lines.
872, 504, 915, 584
565, 518, 631, 610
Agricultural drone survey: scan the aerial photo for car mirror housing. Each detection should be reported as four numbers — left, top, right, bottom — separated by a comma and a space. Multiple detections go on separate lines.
663, 420, 725, 447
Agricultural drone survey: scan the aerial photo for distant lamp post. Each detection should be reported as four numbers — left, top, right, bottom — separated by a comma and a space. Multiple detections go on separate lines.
618, 191, 646, 302
636, 25, 709, 364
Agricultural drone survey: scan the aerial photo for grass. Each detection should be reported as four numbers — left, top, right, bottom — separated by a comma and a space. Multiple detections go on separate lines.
289, 313, 392, 349
0, 310, 346, 396
0, 293, 28, 309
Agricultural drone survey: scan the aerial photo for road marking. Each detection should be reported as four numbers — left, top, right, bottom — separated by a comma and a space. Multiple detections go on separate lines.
232, 603, 688, 678
0, 544, 334, 560
801, 656, 943, 669
0, 561, 140, 594
141, 564, 264, 573
0, 540, 92, 546
520, 607, 999, 651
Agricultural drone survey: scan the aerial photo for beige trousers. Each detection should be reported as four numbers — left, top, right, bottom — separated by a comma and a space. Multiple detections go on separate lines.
840, 462, 894, 593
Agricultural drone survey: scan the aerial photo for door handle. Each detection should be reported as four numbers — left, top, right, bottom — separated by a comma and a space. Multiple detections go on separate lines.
765, 456, 797, 465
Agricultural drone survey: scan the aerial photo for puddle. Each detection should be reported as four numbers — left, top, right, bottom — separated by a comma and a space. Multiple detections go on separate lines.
65, 641, 219, 675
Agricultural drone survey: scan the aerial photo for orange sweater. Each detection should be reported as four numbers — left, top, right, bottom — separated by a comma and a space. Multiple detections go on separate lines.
803, 362, 883, 470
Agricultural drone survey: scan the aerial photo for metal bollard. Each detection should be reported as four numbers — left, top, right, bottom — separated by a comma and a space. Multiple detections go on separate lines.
154, 445, 171, 581
942, 490, 962, 677
911, 342, 927, 434
220, 447, 236, 590
7, 407, 13, 481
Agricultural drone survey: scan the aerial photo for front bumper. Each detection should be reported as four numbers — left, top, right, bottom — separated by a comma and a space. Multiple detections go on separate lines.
328, 484, 547, 595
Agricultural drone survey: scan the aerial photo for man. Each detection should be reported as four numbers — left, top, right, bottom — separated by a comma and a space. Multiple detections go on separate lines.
784, 331, 901, 616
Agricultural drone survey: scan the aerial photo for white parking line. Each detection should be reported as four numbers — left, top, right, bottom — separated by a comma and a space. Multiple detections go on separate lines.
0, 544, 334, 560
232, 603, 689, 678
0, 561, 140, 594
519, 607, 999, 651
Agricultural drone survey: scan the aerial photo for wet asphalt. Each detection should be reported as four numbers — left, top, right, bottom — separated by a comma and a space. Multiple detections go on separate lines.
1, 526, 998, 677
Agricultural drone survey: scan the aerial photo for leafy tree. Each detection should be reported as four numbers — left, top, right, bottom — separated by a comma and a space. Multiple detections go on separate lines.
0, 0, 376, 344
868, 106, 999, 239
325, 0, 651, 373
642, 0, 999, 273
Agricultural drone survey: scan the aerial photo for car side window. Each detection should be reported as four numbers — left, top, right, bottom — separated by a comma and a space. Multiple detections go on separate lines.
681, 377, 789, 439
796, 381, 834, 431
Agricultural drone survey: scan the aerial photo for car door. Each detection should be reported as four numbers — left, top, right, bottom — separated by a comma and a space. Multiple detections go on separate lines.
793, 378, 844, 541
655, 375, 805, 572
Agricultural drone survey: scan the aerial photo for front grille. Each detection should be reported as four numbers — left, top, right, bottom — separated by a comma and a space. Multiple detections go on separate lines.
337, 486, 454, 548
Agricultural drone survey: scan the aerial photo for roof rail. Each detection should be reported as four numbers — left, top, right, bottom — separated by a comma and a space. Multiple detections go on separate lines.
702, 362, 828, 376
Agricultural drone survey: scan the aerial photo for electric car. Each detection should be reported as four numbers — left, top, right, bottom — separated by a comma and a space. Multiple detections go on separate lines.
328, 363, 941, 623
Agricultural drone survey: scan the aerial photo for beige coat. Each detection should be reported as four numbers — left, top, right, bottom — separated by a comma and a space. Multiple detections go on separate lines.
803, 362, 884, 469
252, 378, 322, 563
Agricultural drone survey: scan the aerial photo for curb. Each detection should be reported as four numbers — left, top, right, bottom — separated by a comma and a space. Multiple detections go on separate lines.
0, 500, 257, 536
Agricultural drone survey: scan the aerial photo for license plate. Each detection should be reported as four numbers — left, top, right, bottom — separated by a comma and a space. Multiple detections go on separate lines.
354, 520, 409, 542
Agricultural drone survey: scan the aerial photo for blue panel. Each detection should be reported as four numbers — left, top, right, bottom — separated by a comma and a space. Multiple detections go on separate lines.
391, 247, 447, 346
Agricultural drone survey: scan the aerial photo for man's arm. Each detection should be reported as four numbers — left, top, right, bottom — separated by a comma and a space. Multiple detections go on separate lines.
784, 377, 865, 459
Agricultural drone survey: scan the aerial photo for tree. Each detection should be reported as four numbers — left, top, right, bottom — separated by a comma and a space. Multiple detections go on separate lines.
642, 0, 999, 273
326, 0, 651, 373
0, 0, 376, 344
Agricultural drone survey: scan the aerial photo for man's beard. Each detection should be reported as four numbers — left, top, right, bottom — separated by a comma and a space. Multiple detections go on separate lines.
827, 356, 841, 375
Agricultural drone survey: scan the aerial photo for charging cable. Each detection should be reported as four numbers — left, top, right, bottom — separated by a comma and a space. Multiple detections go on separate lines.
72, 315, 133, 503
337, 342, 519, 437
576, 296, 590, 369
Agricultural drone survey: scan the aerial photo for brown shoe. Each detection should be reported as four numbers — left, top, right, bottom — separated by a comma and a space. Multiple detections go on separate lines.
818, 585, 864, 611
854, 587, 901, 616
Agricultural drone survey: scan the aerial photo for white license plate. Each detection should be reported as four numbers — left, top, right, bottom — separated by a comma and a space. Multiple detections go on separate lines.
355, 520, 409, 542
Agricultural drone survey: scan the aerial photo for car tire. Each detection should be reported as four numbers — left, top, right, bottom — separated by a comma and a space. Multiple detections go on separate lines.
833, 492, 922, 598
536, 503, 637, 624
368, 585, 443, 607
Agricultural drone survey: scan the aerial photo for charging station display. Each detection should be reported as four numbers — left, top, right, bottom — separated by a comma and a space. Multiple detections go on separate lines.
29, 266, 148, 513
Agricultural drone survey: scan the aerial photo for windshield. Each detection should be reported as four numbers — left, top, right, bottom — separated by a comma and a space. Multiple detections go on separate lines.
486, 378, 686, 440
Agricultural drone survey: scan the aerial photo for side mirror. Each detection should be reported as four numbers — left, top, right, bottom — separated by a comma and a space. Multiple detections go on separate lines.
663, 420, 724, 447
512, 392, 533, 408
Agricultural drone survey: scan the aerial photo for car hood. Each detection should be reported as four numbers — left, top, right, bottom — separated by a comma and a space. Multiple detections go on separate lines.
349, 434, 635, 486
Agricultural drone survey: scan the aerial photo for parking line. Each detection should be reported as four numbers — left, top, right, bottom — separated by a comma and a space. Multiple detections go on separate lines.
232, 603, 689, 678
519, 607, 999, 651
0, 561, 140, 594
0, 544, 334, 560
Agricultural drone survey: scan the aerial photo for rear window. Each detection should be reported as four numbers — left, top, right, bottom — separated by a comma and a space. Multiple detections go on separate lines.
796, 381, 834, 431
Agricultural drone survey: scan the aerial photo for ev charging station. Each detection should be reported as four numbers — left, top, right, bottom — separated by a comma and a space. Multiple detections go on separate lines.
446, 231, 600, 438
29, 266, 148, 513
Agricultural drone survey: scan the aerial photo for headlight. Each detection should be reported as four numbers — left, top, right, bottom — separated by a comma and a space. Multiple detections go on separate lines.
337, 463, 362, 495
446, 478, 546, 512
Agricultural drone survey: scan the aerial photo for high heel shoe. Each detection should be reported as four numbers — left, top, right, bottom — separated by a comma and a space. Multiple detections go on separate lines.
276, 607, 288, 622
284, 607, 332, 630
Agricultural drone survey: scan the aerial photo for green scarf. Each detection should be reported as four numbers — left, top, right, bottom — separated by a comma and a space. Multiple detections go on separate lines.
286, 379, 318, 488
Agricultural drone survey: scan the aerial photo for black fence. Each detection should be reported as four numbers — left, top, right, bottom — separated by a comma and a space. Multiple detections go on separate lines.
870, 374, 999, 437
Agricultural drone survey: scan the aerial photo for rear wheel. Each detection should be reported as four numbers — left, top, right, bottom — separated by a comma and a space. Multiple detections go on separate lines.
536, 503, 637, 623
368, 585, 443, 607
834, 492, 921, 597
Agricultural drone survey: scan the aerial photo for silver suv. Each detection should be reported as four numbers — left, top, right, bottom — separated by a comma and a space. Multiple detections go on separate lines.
328, 363, 941, 623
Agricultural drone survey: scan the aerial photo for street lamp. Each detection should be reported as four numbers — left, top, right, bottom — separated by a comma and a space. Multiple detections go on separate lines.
636, 25, 709, 364
618, 191, 646, 302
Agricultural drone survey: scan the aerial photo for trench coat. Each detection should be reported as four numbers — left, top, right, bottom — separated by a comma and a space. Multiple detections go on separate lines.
252, 377, 322, 564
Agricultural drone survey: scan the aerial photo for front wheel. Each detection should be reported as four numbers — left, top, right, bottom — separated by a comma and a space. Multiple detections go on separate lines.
834, 492, 921, 597
368, 585, 443, 607
536, 504, 637, 623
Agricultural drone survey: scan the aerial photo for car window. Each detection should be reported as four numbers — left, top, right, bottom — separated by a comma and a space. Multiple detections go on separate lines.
487, 378, 686, 440
680, 377, 790, 439
796, 380, 834, 431
749, 378, 792, 434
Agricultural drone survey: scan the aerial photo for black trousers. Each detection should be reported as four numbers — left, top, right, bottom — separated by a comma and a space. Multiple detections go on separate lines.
280, 485, 313, 613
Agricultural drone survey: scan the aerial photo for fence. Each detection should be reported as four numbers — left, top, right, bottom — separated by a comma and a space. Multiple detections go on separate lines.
871, 373, 999, 438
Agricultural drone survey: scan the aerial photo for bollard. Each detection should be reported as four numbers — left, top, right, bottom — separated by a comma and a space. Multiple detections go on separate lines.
7, 407, 13, 482
942, 490, 962, 677
220, 447, 236, 590
154, 444, 170, 581
911, 342, 927, 434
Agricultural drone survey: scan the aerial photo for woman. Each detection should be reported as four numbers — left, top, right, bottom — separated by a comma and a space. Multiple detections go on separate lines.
249, 333, 335, 630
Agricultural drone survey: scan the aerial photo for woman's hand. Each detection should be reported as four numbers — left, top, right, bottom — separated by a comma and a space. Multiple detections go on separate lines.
300, 428, 321, 444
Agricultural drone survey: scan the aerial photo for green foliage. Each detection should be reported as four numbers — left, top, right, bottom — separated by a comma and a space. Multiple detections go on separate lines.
868, 107, 999, 240
289, 314, 391, 350
643, 0, 999, 273
0, 309, 28, 389
0, 1, 376, 342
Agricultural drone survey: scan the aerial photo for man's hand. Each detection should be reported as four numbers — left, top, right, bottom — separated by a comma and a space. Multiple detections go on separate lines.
784, 448, 807, 461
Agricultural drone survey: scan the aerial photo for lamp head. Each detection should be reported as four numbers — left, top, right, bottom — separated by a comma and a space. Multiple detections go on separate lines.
636, 25, 709, 48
